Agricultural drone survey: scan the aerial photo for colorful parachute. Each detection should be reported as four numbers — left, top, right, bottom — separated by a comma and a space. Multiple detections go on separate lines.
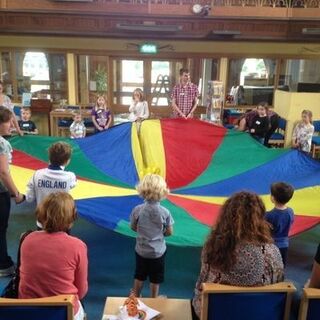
10, 119, 320, 246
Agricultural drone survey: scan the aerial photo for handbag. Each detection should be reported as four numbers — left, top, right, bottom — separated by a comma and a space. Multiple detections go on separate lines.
1, 230, 33, 298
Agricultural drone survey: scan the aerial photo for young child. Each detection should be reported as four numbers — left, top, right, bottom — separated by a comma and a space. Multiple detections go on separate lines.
292, 110, 314, 153
18, 107, 38, 135
91, 95, 112, 133
70, 111, 86, 139
128, 88, 149, 122
26, 141, 77, 229
130, 174, 174, 298
0, 106, 25, 276
249, 102, 270, 144
265, 182, 295, 266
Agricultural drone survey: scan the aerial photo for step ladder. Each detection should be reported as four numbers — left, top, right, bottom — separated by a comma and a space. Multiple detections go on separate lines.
151, 74, 171, 106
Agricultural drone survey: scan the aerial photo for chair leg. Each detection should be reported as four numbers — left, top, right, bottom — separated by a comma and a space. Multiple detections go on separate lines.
312, 145, 315, 158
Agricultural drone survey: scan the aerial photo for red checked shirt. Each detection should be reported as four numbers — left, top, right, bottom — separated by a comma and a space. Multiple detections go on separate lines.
171, 82, 199, 117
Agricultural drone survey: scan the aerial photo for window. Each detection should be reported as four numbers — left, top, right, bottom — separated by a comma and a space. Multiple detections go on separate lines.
111, 58, 184, 109
15, 51, 67, 102
278, 59, 320, 92
228, 58, 277, 105
151, 61, 170, 106
121, 60, 144, 105
77, 55, 108, 105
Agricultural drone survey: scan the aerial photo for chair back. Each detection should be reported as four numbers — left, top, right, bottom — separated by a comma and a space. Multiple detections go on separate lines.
313, 120, 320, 133
0, 295, 74, 320
66, 105, 81, 111
201, 282, 296, 320
13, 106, 21, 117
278, 117, 287, 131
298, 288, 320, 320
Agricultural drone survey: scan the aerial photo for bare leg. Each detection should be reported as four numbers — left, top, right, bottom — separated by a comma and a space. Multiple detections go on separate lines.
238, 117, 247, 131
150, 283, 160, 298
133, 279, 144, 297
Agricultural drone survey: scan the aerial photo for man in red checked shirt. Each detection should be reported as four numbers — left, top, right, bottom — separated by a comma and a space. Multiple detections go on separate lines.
171, 68, 199, 119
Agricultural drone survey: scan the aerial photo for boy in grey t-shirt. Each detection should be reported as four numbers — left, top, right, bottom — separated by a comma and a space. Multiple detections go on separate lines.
130, 174, 174, 298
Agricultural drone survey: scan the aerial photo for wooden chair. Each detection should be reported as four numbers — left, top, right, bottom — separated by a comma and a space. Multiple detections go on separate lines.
0, 294, 74, 320
311, 120, 320, 158
200, 282, 296, 320
298, 288, 320, 320
269, 117, 287, 147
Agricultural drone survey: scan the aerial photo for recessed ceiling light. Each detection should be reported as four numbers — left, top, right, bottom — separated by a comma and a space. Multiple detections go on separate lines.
116, 24, 182, 33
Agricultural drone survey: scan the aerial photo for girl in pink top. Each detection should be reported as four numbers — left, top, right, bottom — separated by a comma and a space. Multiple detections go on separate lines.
19, 192, 88, 320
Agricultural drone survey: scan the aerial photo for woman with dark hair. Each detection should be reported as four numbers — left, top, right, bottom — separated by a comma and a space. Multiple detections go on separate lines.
192, 191, 284, 319
238, 102, 279, 147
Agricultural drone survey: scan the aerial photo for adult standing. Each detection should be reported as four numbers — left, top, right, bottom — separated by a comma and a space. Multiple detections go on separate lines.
0, 106, 25, 277
0, 81, 23, 136
171, 68, 199, 119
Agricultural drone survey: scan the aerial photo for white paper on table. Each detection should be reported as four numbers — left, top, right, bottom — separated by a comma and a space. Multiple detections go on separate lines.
102, 299, 161, 320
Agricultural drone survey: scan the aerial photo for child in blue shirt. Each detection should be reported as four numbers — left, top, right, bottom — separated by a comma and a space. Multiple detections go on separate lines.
266, 182, 294, 266
130, 174, 174, 298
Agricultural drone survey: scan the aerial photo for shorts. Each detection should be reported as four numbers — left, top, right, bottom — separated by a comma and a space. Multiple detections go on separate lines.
134, 251, 166, 284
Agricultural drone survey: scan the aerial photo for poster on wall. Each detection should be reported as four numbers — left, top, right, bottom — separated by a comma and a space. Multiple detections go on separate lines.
22, 93, 32, 107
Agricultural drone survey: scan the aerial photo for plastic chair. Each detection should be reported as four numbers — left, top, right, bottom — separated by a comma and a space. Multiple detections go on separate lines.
0, 294, 74, 320
200, 282, 296, 320
311, 120, 320, 158
269, 117, 287, 147
298, 288, 320, 320
13, 106, 21, 118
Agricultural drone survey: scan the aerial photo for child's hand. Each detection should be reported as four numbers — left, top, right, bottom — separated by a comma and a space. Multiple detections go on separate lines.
250, 129, 255, 133
15, 193, 26, 204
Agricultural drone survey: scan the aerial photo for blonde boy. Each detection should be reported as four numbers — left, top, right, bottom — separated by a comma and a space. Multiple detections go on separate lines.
130, 174, 174, 298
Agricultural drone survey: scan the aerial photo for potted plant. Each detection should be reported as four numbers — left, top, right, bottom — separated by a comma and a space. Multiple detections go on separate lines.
95, 64, 107, 95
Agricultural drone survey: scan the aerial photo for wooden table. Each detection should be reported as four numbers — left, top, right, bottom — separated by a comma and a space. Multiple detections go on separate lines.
103, 297, 192, 320
49, 109, 92, 136
31, 99, 52, 135
50, 110, 131, 136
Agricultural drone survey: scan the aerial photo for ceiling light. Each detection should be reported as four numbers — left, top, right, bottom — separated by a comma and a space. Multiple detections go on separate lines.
53, 0, 93, 2
212, 30, 241, 36
302, 28, 320, 35
116, 23, 182, 33
192, 4, 211, 16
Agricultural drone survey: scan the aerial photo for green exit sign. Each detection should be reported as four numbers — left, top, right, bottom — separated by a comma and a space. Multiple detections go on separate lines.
139, 43, 158, 54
